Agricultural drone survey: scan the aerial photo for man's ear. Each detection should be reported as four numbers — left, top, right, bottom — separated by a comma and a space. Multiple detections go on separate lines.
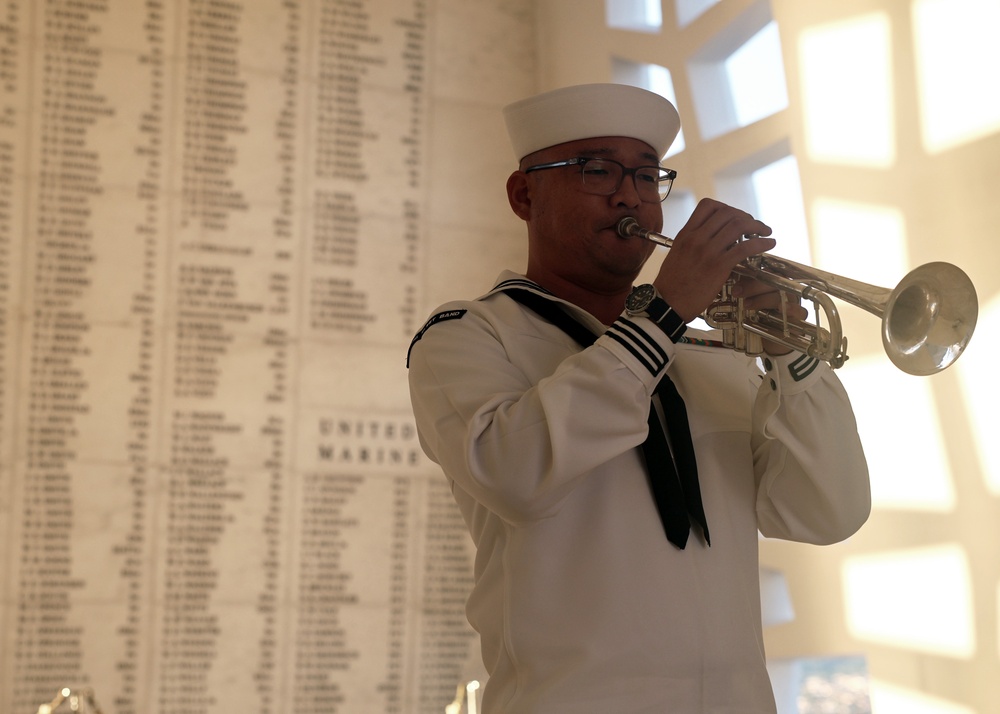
506, 171, 532, 221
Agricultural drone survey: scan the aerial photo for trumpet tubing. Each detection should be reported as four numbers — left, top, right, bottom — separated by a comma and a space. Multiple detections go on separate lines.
616, 217, 978, 375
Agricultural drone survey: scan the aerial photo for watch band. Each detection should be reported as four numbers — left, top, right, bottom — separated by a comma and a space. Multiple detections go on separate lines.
626, 284, 687, 341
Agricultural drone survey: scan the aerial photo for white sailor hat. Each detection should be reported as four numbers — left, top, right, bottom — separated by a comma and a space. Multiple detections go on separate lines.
502, 83, 681, 161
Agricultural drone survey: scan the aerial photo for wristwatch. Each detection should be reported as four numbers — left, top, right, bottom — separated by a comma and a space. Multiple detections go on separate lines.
625, 284, 687, 340
625, 284, 668, 320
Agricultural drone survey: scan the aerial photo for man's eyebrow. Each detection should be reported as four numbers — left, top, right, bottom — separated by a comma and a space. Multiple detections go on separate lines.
575, 146, 662, 164
571, 146, 614, 158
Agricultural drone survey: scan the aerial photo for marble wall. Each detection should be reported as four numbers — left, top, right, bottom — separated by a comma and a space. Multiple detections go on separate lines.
0, 0, 533, 711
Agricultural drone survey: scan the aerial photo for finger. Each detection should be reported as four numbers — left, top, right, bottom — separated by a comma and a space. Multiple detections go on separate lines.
683, 198, 771, 242
724, 235, 776, 266
705, 211, 771, 246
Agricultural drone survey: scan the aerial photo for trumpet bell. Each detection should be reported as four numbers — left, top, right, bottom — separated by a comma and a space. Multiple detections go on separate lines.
883, 262, 978, 376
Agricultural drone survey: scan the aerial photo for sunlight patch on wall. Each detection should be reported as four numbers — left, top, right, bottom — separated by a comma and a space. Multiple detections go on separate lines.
810, 198, 907, 285
837, 356, 954, 511
798, 14, 894, 167
869, 680, 976, 714
662, 189, 697, 238
912, 0, 1000, 153
752, 155, 811, 265
956, 290, 1000, 495
843, 545, 976, 659
759, 566, 794, 628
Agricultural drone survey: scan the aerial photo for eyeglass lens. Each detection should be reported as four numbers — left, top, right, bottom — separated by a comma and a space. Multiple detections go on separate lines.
580, 159, 672, 201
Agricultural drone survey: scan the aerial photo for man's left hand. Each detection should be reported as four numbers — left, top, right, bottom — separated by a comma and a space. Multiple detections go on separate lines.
732, 279, 808, 356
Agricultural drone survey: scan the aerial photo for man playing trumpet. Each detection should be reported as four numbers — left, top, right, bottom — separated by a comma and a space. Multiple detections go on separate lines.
407, 83, 871, 714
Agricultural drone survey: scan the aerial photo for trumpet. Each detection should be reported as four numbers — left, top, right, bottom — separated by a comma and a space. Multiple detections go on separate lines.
616, 217, 978, 376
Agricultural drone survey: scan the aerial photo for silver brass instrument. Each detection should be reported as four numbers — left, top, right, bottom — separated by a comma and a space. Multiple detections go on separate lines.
616, 217, 978, 375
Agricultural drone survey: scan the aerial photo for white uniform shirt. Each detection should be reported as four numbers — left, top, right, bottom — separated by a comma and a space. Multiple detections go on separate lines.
407, 273, 870, 714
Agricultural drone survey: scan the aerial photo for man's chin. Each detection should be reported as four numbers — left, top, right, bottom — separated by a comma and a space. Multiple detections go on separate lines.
600, 254, 650, 282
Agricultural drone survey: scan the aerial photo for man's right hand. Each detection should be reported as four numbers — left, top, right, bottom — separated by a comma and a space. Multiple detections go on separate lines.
652, 198, 775, 321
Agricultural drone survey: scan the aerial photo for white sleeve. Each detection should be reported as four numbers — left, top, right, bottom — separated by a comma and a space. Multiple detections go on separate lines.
752, 353, 871, 544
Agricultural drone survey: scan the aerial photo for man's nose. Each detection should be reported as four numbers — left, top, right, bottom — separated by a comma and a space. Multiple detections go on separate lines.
611, 172, 643, 207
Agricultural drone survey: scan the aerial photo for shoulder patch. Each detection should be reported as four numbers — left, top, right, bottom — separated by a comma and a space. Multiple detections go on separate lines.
406, 309, 468, 367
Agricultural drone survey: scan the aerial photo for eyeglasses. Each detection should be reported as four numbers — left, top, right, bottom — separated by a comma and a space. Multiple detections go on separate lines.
524, 157, 677, 203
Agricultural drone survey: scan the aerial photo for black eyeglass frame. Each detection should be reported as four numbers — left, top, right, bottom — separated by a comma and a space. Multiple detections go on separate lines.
523, 157, 677, 202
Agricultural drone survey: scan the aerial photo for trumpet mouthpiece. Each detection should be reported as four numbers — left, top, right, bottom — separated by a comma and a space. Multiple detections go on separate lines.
616, 216, 640, 238
615, 217, 672, 248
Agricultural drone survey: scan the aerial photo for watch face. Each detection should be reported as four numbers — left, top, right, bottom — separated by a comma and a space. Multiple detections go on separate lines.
626, 284, 656, 312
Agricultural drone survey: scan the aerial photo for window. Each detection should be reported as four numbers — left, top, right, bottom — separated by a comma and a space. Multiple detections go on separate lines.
675, 0, 720, 28
687, 1, 787, 139
606, 0, 662, 33
726, 22, 788, 128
